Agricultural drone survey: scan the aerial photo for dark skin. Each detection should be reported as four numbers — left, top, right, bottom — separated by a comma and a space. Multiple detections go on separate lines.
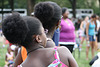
14, 46, 20, 57
21, 26, 78, 67
22, 47, 77, 67
61, 10, 73, 30
14, 36, 55, 67
14, 24, 78, 67
14, 40, 55, 67
62, 10, 69, 19
13, 49, 23, 66
13, 21, 59, 67
14, 8, 76, 67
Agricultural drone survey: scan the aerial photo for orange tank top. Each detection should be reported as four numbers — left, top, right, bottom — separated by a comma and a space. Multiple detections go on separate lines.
21, 46, 27, 61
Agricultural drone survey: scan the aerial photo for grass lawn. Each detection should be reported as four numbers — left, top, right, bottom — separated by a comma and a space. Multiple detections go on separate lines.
0, 41, 98, 67
0, 42, 8, 67
73, 41, 97, 67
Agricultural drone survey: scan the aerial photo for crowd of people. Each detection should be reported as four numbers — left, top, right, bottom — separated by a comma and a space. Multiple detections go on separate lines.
1, 1, 100, 67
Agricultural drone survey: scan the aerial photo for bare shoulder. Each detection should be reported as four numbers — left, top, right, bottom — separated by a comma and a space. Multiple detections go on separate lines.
43, 46, 70, 59
57, 46, 75, 59
57, 46, 71, 53
57, 46, 78, 67
46, 39, 55, 48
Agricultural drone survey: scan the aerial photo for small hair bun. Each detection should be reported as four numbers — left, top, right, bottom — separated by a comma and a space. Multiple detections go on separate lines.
2, 12, 29, 45
34, 2, 54, 21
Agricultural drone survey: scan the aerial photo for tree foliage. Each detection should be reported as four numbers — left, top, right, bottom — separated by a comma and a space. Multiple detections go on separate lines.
0, 0, 100, 16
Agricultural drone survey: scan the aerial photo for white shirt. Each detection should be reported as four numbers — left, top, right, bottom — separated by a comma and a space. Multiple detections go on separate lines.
96, 20, 100, 28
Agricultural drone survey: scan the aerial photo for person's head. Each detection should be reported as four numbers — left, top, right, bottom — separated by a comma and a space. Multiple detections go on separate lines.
2, 13, 47, 49
91, 14, 96, 21
62, 7, 69, 18
34, 1, 62, 34
84, 16, 89, 22
96, 15, 99, 20
7, 47, 11, 53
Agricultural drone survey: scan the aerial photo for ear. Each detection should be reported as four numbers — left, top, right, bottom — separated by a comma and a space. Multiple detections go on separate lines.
35, 35, 42, 43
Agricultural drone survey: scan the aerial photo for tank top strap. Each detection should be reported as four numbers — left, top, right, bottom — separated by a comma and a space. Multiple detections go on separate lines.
53, 47, 60, 60
88, 21, 92, 26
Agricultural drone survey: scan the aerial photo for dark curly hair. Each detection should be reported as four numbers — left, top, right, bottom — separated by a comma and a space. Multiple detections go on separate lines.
91, 14, 96, 18
2, 13, 42, 48
34, 1, 61, 33
22, 16, 42, 48
62, 7, 68, 15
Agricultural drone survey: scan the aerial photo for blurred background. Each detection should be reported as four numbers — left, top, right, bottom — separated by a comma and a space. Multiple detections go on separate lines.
0, 0, 100, 28
0, 0, 100, 67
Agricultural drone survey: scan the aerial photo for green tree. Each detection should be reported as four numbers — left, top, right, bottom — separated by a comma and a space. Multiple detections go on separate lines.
27, 0, 36, 16
0, 0, 10, 8
14, 0, 27, 8
69, 0, 77, 18
0, 0, 100, 16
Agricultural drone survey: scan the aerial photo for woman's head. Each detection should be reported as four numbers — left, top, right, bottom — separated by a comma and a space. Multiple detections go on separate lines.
23, 16, 47, 47
84, 16, 89, 22
34, 1, 62, 34
91, 14, 96, 21
62, 7, 69, 18
96, 15, 99, 20
2, 13, 47, 49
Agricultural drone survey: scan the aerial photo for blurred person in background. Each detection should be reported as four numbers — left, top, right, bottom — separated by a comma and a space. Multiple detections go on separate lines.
92, 15, 99, 51
52, 28, 60, 46
86, 15, 96, 60
95, 15, 100, 50
80, 16, 90, 56
89, 16, 100, 67
59, 7, 75, 53
5, 47, 14, 67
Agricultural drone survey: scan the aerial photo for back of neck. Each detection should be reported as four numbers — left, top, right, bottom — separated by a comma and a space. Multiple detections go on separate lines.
26, 43, 43, 53
47, 30, 55, 39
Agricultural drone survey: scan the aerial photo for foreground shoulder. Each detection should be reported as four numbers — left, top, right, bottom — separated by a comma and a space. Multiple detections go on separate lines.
57, 46, 69, 50
57, 46, 71, 54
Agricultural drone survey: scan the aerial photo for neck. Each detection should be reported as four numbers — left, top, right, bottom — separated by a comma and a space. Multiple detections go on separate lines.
91, 19, 94, 22
62, 17, 68, 20
47, 33, 53, 38
26, 43, 44, 54
46, 28, 55, 39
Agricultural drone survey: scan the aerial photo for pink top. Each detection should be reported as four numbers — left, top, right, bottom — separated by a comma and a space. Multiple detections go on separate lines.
48, 47, 68, 67
6, 52, 13, 61
60, 18, 75, 42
